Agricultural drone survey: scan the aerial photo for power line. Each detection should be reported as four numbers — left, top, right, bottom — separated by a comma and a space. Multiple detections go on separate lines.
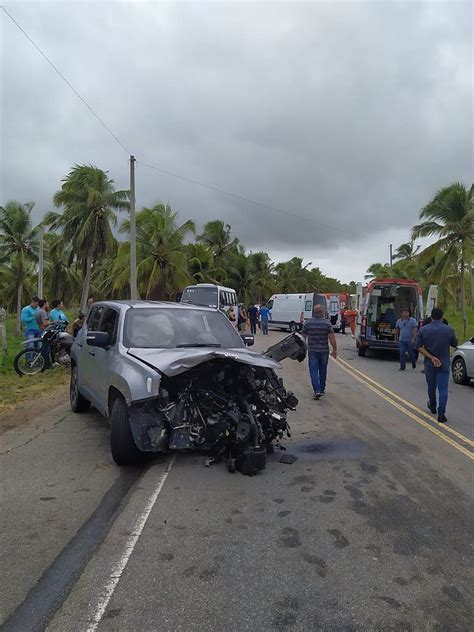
138, 160, 359, 237
1, 4, 130, 155
3, 4, 359, 238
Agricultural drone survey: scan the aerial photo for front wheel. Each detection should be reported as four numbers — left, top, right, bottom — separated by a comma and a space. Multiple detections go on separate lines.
452, 357, 470, 385
357, 345, 367, 357
110, 397, 145, 465
14, 349, 46, 376
289, 322, 297, 333
70, 366, 91, 412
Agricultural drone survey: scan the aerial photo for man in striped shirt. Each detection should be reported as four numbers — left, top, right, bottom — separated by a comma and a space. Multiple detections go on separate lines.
302, 304, 338, 400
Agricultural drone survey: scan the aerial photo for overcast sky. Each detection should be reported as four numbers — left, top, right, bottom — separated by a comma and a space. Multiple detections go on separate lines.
1, 0, 472, 282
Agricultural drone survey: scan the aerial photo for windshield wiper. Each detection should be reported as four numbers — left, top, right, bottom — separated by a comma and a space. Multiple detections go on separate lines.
176, 343, 221, 348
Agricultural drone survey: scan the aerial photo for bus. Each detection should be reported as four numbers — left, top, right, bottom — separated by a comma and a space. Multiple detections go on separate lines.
180, 284, 239, 325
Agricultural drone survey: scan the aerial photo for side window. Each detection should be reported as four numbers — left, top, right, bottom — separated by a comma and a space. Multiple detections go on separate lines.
304, 300, 312, 312
99, 308, 118, 345
87, 306, 103, 330
267, 300, 274, 310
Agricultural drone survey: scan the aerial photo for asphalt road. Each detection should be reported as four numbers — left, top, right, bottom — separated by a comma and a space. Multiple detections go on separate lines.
1, 331, 473, 632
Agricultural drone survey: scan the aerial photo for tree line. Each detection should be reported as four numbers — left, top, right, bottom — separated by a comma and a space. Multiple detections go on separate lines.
0, 164, 356, 335
365, 182, 473, 338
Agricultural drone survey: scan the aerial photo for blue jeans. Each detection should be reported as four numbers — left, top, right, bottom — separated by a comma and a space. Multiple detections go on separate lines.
25, 328, 41, 360
308, 351, 329, 394
424, 365, 449, 416
399, 340, 415, 369
261, 320, 269, 335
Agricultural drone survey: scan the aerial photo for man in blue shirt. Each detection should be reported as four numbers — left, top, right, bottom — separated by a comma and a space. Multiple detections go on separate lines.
416, 307, 458, 424
20, 296, 40, 358
259, 303, 271, 335
395, 309, 418, 371
302, 304, 337, 399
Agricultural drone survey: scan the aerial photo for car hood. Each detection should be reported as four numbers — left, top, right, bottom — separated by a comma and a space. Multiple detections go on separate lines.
127, 346, 282, 377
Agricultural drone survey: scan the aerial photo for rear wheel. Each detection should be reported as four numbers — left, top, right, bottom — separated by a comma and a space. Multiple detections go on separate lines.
357, 345, 367, 357
452, 357, 470, 385
70, 365, 91, 412
289, 322, 297, 333
110, 397, 145, 465
14, 349, 45, 376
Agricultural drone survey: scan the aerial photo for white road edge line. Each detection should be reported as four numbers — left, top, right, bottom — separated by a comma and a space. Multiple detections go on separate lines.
85, 454, 176, 632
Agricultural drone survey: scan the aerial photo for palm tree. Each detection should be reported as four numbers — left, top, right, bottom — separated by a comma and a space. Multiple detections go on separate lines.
274, 258, 311, 293
0, 201, 39, 334
364, 263, 391, 280
393, 241, 421, 261
197, 220, 239, 260
119, 203, 195, 300
43, 233, 81, 305
185, 243, 226, 285
413, 182, 473, 338
44, 165, 129, 311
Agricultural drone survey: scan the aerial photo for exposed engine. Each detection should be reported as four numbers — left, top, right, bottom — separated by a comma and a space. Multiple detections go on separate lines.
128, 333, 306, 475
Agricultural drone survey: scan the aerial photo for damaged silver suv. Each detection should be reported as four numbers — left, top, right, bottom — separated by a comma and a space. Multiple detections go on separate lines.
70, 300, 305, 475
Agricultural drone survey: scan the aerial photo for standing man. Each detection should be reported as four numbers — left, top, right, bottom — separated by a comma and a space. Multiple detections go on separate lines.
259, 302, 271, 335
21, 296, 40, 357
395, 309, 418, 371
247, 304, 259, 335
416, 307, 458, 424
85, 296, 94, 316
35, 299, 50, 331
302, 304, 337, 400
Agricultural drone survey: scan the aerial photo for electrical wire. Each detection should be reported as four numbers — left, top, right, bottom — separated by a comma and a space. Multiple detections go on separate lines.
3, 4, 359, 237
1, 4, 130, 155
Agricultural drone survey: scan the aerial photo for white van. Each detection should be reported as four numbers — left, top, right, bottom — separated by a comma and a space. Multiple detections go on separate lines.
266, 293, 327, 332
180, 284, 238, 325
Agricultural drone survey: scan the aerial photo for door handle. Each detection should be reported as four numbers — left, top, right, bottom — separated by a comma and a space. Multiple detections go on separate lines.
88, 351, 95, 356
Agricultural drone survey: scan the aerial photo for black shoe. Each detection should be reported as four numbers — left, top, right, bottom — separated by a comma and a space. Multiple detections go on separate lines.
398, 368, 405, 371
313, 393, 321, 400
412, 362, 417, 369
437, 414, 447, 424
427, 402, 437, 414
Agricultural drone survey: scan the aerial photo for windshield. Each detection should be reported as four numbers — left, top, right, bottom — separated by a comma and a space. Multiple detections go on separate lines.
181, 286, 218, 308
123, 307, 244, 349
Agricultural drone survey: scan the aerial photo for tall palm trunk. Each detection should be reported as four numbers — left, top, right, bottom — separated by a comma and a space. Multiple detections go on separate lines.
460, 245, 467, 339
15, 281, 23, 337
80, 254, 93, 312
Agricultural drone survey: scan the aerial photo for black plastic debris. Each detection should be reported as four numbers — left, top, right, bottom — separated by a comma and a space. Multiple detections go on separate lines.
279, 454, 298, 464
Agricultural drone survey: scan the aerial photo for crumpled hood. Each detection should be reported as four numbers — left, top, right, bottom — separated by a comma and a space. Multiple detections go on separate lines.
127, 346, 282, 377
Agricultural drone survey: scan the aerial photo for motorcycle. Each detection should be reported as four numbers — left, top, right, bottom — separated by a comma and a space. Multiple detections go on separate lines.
14, 321, 75, 376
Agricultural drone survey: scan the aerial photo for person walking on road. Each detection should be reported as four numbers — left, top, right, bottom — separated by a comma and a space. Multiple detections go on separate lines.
302, 304, 337, 400
416, 307, 458, 424
247, 304, 259, 335
395, 309, 418, 371
259, 303, 271, 335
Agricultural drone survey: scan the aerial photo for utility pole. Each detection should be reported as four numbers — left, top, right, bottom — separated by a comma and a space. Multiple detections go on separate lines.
37, 226, 44, 297
389, 243, 393, 270
129, 155, 137, 299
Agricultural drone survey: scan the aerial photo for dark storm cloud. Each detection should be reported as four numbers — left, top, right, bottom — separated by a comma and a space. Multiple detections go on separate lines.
1, 1, 472, 264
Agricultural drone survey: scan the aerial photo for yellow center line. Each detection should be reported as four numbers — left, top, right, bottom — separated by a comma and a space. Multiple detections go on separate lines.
335, 355, 474, 448
331, 358, 474, 461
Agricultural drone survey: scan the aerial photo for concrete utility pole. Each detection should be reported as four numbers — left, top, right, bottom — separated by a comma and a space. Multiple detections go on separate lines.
129, 155, 137, 299
37, 226, 44, 297
389, 243, 393, 270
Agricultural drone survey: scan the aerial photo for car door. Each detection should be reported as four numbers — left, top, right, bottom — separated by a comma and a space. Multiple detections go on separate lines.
86, 306, 120, 415
77, 304, 104, 401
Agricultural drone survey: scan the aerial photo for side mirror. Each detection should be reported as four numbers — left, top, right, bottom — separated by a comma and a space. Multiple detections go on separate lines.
86, 331, 110, 348
241, 334, 254, 347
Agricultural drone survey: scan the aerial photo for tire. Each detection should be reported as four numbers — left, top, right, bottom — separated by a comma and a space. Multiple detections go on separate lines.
110, 397, 145, 466
289, 322, 297, 333
14, 349, 46, 376
357, 345, 367, 357
452, 357, 470, 385
70, 365, 91, 412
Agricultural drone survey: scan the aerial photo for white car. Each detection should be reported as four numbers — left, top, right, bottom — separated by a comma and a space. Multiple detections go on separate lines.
451, 337, 474, 385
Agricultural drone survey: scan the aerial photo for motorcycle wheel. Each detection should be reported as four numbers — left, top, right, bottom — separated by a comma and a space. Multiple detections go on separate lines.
14, 349, 46, 376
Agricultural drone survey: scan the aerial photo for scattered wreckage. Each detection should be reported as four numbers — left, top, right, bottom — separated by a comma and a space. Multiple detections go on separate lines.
70, 301, 306, 475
